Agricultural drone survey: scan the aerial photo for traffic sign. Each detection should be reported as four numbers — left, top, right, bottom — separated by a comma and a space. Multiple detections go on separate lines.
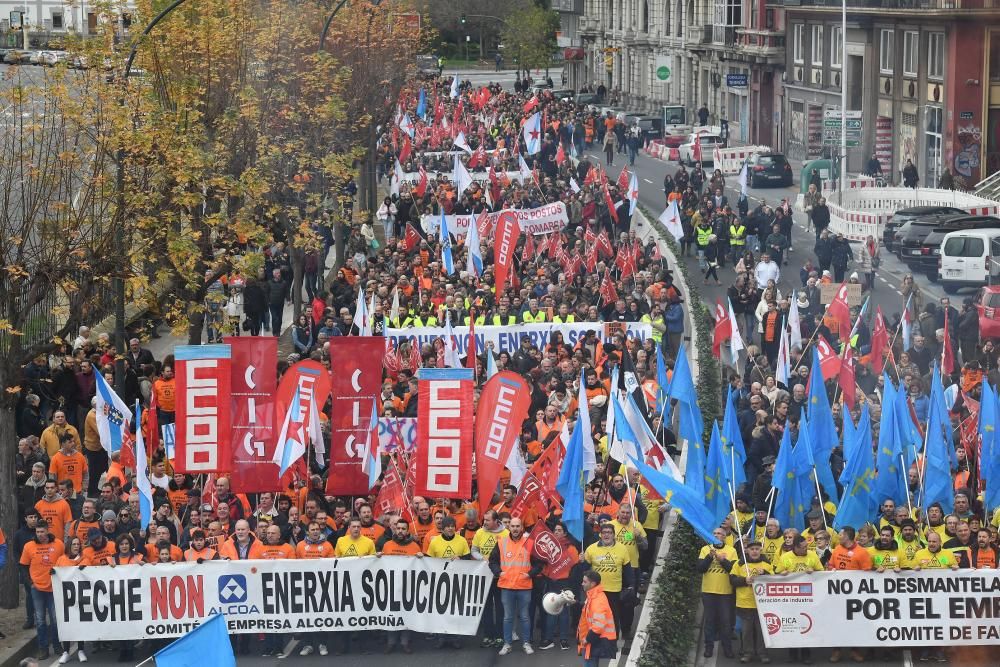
846, 120, 862, 129
726, 73, 748, 88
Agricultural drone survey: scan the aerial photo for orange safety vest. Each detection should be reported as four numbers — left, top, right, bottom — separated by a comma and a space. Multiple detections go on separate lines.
577, 584, 616, 658
497, 534, 533, 590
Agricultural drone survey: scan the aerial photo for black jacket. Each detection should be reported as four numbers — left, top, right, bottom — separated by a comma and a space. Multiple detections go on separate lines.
812, 204, 831, 230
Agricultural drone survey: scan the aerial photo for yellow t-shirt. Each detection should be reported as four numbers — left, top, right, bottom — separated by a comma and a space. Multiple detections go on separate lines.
728, 510, 754, 534
802, 527, 839, 548
583, 542, 631, 593
774, 550, 823, 573
427, 534, 471, 559
730, 559, 774, 609
762, 536, 784, 564
610, 519, 647, 568
334, 534, 376, 557
923, 523, 949, 544
471, 527, 508, 560
896, 538, 925, 570
914, 548, 958, 569
641, 496, 664, 531
698, 544, 738, 594
870, 547, 901, 570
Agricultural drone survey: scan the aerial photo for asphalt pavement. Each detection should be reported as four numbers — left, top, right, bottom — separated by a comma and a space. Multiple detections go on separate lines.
580, 143, 954, 328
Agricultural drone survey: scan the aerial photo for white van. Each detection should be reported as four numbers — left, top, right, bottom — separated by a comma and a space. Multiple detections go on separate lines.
939, 229, 1000, 293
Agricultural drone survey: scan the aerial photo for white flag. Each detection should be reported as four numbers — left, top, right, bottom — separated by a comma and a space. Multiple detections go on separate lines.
727, 297, 746, 359
391, 159, 404, 197
570, 177, 581, 193
453, 153, 473, 195
390, 288, 400, 323
627, 171, 639, 215
450, 74, 460, 99
738, 160, 749, 196
443, 312, 462, 368
308, 390, 325, 466
658, 200, 684, 242
506, 443, 528, 489
788, 292, 803, 350
518, 154, 532, 183
354, 284, 370, 335
776, 326, 790, 387
454, 131, 473, 154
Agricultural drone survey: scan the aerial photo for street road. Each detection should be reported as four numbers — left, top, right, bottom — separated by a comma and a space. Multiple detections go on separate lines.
579, 143, 954, 328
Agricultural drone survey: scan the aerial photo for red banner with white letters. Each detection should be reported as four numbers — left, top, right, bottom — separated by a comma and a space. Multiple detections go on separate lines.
224, 337, 278, 492
326, 338, 385, 496
529, 522, 576, 580
415, 368, 474, 499
173, 345, 232, 474
493, 211, 520, 291
475, 371, 531, 512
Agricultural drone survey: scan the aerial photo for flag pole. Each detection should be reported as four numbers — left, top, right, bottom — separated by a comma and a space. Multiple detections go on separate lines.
762, 486, 776, 529
811, 470, 829, 532
724, 464, 752, 578
134, 656, 155, 667
900, 453, 915, 518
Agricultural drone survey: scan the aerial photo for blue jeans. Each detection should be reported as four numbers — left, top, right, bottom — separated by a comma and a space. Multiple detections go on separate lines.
501, 588, 532, 645
543, 580, 571, 642
31, 587, 60, 652
746, 234, 758, 253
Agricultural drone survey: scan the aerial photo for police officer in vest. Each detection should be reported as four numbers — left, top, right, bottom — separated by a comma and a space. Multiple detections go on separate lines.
729, 216, 747, 265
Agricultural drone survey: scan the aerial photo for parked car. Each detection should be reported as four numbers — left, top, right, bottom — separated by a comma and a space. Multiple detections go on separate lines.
883, 205, 965, 253
664, 124, 717, 148
4, 50, 32, 64
895, 213, 969, 263
550, 88, 575, 102
938, 227, 1000, 292
637, 115, 663, 141
576, 92, 601, 106
910, 214, 1000, 278
677, 132, 724, 166
747, 152, 793, 187
415, 54, 438, 79
41, 51, 69, 66
975, 285, 1000, 340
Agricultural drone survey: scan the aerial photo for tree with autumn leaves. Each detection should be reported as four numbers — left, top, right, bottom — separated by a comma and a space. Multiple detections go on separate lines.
0, 0, 421, 606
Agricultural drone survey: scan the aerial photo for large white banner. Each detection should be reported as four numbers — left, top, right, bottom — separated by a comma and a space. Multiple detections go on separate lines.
754, 571, 1000, 648
386, 321, 652, 355
54, 556, 492, 640
399, 170, 524, 185
420, 202, 569, 238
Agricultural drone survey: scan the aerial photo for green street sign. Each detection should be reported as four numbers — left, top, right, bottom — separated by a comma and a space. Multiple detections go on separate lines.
656, 65, 671, 81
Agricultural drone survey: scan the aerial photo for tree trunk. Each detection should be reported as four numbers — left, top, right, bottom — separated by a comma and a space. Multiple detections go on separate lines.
187, 309, 205, 345
0, 405, 23, 609
333, 220, 347, 274
291, 246, 304, 323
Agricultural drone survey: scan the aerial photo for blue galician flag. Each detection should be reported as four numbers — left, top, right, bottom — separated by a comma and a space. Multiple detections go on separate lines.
895, 370, 923, 471
922, 364, 955, 514
667, 342, 703, 464
834, 404, 876, 530
704, 421, 731, 527
440, 210, 454, 274
629, 455, 719, 544
807, 348, 838, 502
800, 412, 838, 505
720, 387, 747, 488
155, 614, 236, 667
874, 373, 908, 506
655, 344, 670, 416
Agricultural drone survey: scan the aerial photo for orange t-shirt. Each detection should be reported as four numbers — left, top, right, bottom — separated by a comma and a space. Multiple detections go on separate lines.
360, 523, 385, 544
153, 378, 176, 412
295, 541, 334, 559
49, 450, 88, 493
259, 543, 296, 560
82, 541, 116, 566
380, 539, 422, 556
35, 498, 72, 542
66, 519, 99, 546
145, 543, 183, 562
828, 544, 874, 571
21, 539, 65, 592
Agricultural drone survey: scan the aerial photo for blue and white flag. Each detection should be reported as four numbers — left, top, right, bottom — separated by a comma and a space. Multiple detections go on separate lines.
416, 87, 427, 120
361, 400, 381, 490
94, 372, 131, 457
450, 74, 460, 99
134, 400, 153, 531
440, 210, 454, 274
522, 111, 541, 155
465, 209, 483, 277
272, 386, 306, 477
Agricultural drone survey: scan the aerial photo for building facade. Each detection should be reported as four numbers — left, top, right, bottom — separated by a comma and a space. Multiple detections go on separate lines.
0, 0, 134, 41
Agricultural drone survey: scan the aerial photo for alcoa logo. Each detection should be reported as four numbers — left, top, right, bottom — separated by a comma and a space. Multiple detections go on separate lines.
218, 574, 248, 604
764, 612, 814, 635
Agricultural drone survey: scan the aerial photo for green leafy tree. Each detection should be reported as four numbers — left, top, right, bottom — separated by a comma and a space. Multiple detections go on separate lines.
501, 6, 559, 75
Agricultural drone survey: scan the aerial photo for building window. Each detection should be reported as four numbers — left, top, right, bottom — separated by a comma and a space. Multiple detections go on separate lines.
50, 10, 63, 29
793, 24, 804, 64
830, 25, 842, 69
903, 31, 918, 76
726, 0, 741, 26
928, 32, 945, 80
880, 29, 894, 73
642, 0, 649, 32
811, 25, 823, 66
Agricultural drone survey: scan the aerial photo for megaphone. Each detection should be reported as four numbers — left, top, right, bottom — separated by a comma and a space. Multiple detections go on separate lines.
542, 590, 576, 615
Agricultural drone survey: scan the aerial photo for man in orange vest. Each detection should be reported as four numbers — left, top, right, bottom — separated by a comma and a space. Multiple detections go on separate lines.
577, 570, 617, 666
488, 517, 543, 656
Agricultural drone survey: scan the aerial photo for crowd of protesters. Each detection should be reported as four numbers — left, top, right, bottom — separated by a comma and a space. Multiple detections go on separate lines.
10, 78, 701, 665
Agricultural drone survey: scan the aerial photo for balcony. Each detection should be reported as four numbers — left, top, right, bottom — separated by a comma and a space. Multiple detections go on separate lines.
712, 26, 737, 46
579, 17, 601, 35
687, 24, 711, 45
792, 0, 976, 12
735, 28, 786, 61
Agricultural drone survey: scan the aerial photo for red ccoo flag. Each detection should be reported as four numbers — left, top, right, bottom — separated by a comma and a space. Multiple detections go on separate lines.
599, 272, 619, 304
815, 334, 842, 379
555, 143, 566, 165
616, 167, 630, 192
827, 281, 852, 341
403, 223, 421, 252
713, 299, 731, 359
523, 95, 539, 113
839, 346, 857, 410
870, 306, 889, 375
414, 166, 428, 198
942, 309, 955, 375
604, 185, 619, 225
399, 134, 412, 164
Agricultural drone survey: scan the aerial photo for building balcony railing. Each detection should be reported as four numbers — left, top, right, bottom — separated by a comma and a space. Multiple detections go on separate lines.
794, 0, 964, 9
735, 28, 786, 54
711, 25, 737, 46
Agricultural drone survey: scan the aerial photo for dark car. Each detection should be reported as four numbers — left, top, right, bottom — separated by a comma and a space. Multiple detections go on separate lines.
896, 213, 968, 263
747, 153, 793, 188
905, 214, 1000, 277
576, 93, 602, 106
883, 205, 965, 253
637, 115, 663, 141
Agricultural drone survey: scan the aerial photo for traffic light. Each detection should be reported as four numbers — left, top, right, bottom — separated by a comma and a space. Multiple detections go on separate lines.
460, 14, 466, 25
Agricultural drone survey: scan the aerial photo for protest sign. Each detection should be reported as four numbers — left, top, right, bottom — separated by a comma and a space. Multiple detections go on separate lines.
54, 557, 493, 640
386, 322, 652, 356
754, 571, 1000, 648
420, 202, 569, 238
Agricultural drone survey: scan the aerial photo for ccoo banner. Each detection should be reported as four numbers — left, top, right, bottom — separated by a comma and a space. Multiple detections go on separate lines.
415, 368, 474, 499
327, 338, 385, 496
53, 557, 493, 641
174, 345, 232, 474
225, 337, 278, 492
754, 571, 1000, 648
